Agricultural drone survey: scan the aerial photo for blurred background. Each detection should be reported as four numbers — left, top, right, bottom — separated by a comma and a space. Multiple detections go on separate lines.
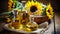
0, 0, 60, 34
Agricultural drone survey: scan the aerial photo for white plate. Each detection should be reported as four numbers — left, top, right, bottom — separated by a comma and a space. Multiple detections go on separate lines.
3, 24, 48, 34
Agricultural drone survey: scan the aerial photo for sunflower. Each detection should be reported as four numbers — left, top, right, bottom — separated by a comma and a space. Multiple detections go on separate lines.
23, 0, 43, 15
8, 0, 14, 11
46, 3, 54, 19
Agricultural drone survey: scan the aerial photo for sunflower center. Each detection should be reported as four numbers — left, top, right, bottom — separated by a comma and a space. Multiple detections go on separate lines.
30, 6, 37, 12
48, 10, 51, 15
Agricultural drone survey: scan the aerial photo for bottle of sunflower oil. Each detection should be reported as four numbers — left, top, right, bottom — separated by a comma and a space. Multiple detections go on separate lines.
11, 10, 21, 29
21, 11, 30, 25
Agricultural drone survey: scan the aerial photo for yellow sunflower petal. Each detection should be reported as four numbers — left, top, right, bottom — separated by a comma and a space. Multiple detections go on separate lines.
31, 0, 35, 5
25, 1, 31, 8
35, 2, 43, 11
7, 18, 11, 22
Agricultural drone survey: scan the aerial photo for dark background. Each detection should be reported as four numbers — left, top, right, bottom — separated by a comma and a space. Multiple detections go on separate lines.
0, 0, 8, 13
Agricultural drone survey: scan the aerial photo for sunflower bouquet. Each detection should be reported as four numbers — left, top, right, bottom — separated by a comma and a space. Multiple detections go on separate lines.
23, 0, 54, 19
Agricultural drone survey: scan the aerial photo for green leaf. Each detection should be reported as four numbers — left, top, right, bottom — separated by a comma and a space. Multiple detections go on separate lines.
42, 8, 46, 15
